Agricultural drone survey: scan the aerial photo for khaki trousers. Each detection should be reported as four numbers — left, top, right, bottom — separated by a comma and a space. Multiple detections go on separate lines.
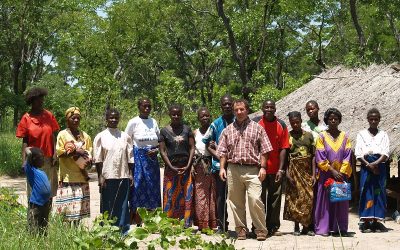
227, 164, 267, 233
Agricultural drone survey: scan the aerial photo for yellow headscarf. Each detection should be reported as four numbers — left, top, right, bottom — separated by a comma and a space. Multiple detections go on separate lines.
65, 107, 81, 119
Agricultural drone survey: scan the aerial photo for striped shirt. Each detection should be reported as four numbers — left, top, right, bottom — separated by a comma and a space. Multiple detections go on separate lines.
217, 118, 272, 166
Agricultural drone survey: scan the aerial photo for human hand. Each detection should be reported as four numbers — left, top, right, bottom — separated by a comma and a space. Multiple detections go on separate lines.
147, 149, 158, 157
99, 175, 106, 189
368, 163, 380, 175
177, 165, 190, 175
331, 169, 344, 181
209, 141, 217, 150
286, 172, 296, 186
219, 168, 227, 181
258, 168, 266, 182
275, 171, 284, 183
312, 176, 317, 186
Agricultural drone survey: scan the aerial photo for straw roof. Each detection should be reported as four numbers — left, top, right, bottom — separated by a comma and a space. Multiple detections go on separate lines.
251, 64, 400, 156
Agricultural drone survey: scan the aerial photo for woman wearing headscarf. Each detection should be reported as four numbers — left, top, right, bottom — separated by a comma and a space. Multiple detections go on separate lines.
55, 107, 92, 222
314, 108, 352, 236
16, 87, 60, 199
355, 108, 389, 233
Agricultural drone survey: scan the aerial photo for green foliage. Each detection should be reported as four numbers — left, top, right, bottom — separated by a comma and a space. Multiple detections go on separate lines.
250, 73, 310, 111
0, 188, 82, 250
0, 132, 22, 176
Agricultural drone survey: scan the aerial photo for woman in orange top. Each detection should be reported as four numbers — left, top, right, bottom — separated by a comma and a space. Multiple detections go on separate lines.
16, 87, 60, 198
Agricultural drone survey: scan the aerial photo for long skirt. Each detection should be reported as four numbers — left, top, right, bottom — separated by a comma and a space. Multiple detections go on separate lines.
359, 154, 386, 220
130, 147, 161, 211
192, 159, 217, 230
54, 182, 90, 221
101, 178, 130, 233
283, 155, 314, 226
314, 170, 349, 234
163, 166, 193, 228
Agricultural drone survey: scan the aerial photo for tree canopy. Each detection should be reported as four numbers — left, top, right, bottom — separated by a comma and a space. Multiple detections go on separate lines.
1, 0, 399, 132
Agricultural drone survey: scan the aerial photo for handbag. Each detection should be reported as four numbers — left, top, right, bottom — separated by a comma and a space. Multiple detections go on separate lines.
329, 181, 351, 202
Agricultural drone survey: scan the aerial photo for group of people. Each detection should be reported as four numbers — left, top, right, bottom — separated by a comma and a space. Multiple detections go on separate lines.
17, 87, 390, 241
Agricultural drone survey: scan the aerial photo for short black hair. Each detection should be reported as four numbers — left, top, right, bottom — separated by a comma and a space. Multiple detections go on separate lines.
25, 147, 44, 167
324, 108, 342, 124
262, 99, 276, 108
233, 99, 249, 111
367, 108, 381, 118
220, 94, 233, 104
25, 87, 48, 105
197, 107, 209, 117
168, 103, 183, 113
137, 97, 151, 108
105, 108, 120, 118
287, 111, 302, 119
306, 100, 319, 108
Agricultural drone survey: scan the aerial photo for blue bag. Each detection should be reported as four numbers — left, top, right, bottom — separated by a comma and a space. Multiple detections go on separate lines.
329, 181, 351, 202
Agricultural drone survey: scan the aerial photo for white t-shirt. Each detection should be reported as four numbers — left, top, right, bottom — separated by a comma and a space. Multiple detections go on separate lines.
194, 128, 210, 156
93, 128, 133, 179
125, 116, 160, 148
354, 129, 390, 159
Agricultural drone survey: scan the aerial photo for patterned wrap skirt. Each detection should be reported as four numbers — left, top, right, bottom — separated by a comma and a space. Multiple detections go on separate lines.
359, 154, 386, 220
192, 156, 217, 230
163, 164, 193, 228
54, 182, 90, 221
130, 146, 161, 211
283, 155, 314, 226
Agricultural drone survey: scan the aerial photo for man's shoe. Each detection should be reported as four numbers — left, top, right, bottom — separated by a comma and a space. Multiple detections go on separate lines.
236, 227, 247, 240
256, 230, 267, 241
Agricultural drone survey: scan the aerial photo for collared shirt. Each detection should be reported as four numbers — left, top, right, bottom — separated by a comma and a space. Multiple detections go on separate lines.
217, 118, 272, 165
202, 115, 233, 172
93, 128, 134, 179
258, 116, 290, 174
302, 120, 328, 142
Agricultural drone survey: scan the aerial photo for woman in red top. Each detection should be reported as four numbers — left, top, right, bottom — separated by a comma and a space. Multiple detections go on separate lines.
16, 87, 60, 198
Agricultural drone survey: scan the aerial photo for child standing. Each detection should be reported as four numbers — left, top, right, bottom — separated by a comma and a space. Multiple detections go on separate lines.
24, 147, 51, 233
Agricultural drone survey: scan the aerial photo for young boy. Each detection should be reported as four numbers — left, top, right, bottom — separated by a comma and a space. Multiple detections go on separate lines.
24, 147, 51, 233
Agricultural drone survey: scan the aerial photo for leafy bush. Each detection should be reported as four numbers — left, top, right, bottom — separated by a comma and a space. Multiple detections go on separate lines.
0, 132, 23, 176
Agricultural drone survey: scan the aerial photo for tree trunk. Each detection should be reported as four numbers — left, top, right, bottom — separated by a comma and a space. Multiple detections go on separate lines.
275, 26, 285, 90
216, 0, 249, 98
386, 12, 400, 54
349, 0, 366, 54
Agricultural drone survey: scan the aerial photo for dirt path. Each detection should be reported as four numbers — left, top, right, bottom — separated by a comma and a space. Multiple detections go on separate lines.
1, 171, 400, 250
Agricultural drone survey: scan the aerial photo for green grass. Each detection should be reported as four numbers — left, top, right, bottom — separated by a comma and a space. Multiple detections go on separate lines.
0, 132, 23, 176
0, 188, 82, 250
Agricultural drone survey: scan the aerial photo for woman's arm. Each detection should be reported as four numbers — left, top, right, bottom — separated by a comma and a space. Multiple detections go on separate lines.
159, 141, 178, 172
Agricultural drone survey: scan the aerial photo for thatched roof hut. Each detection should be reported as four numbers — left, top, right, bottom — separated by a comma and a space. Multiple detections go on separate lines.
251, 64, 400, 156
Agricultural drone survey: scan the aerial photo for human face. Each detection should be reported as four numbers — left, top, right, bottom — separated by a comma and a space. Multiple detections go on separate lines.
106, 112, 120, 128
139, 100, 151, 118
67, 114, 80, 130
367, 113, 380, 129
169, 108, 183, 125
289, 117, 302, 132
327, 113, 340, 130
198, 110, 211, 128
31, 96, 44, 111
262, 101, 276, 120
220, 97, 233, 116
233, 102, 248, 123
306, 103, 319, 119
